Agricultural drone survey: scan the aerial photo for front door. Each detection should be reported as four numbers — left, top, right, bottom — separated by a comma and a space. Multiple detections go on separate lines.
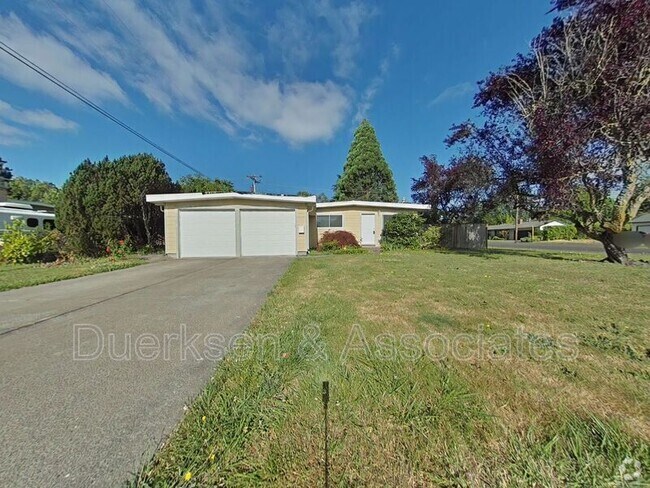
361, 213, 375, 245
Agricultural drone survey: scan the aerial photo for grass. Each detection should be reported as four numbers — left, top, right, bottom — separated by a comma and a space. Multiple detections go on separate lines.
0, 255, 146, 291
133, 250, 649, 487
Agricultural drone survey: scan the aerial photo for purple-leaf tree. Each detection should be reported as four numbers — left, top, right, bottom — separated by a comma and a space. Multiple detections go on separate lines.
476, 0, 649, 264
411, 153, 496, 224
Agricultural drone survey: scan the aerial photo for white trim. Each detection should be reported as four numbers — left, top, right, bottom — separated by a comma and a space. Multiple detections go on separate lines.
146, 192, 316, 205
316, 200, 429, 211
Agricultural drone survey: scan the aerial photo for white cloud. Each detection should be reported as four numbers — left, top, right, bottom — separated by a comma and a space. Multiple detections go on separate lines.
354, 44, 399, 123
0, 0, 380, 145
0, 13, 128, 105
0, 120, 32, 146
429, 82, 475, 106
267, 0, 376, 79
0, 100, 78, 131
319, 0, 377, 79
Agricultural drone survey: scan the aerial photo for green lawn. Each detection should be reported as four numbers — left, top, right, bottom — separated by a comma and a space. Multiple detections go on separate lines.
0, 256, 146, 291
134, 250, 649, 487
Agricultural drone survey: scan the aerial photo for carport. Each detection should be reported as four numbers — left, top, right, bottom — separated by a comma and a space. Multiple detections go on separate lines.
146, 192, 316, 258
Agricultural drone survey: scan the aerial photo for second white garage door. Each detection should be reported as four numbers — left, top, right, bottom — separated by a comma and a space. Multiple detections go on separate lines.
240, 210, 296, 256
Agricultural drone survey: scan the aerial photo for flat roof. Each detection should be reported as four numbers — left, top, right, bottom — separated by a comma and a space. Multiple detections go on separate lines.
146, 192, 317, 205
316, 200, 430, 211
487, 220, 563, 231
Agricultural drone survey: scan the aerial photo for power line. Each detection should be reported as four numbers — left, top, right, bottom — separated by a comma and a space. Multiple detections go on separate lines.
0, 39, 206, 177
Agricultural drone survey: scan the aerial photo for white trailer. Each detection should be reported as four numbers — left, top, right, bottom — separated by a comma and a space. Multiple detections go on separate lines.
0, 202, 56, 233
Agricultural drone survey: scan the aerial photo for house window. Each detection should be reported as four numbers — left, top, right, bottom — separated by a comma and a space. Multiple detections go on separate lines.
383, 214, 395, 227
26, 218, 39, 228
43, 219, 56, 230
317, 215, 343, 228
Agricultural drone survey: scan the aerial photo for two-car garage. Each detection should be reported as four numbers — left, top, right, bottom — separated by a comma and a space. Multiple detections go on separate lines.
146, 193, 315, 258
179, 209, 296, 258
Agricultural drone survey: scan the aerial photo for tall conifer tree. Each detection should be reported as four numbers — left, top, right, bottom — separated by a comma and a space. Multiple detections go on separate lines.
334, 120, 398, 202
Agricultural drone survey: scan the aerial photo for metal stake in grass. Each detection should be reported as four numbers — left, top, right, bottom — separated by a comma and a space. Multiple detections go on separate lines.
322, 380, 330, 488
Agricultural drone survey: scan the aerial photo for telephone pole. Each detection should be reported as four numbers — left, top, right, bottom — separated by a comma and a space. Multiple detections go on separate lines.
247, 174, 262, 194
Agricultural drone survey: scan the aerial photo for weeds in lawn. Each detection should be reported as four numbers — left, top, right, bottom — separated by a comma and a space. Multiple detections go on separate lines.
132, 251, 649, 487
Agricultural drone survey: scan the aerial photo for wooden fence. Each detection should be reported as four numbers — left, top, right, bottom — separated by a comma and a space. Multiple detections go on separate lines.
441, 223, 487, 250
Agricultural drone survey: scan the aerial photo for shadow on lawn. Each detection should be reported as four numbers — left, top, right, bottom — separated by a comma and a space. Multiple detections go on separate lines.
439, 248, 604, 263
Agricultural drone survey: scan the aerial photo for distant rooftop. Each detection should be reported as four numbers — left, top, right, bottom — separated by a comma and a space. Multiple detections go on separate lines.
487, 220, 564, 231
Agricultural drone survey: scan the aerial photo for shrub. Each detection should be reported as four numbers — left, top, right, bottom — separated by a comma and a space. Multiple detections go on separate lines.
543, 224, 578, 241
419, 226, 441, 249
318, 230, 359, 250
319, 240, 341, 252
381, 213, 425, 249
57, 154, 175, 256
0, 220, 52, 264
106, 238, 134, 260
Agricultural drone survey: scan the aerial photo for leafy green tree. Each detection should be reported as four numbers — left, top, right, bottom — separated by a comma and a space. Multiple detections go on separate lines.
57, 154, 176, 255
381, 213, 425, 248
8, 177, 60, 205
178, 175, 234, 193
296, 190, 312, 197
334, 119, 398, 202
316, 193, 331, 203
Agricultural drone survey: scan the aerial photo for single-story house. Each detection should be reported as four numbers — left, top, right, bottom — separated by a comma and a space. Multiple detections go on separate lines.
146, 192, 429, 258
487, 220, 565, 240
630, 213, 650, 233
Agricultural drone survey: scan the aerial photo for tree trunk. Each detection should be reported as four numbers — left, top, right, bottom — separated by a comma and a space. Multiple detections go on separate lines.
599, 231, 630, 265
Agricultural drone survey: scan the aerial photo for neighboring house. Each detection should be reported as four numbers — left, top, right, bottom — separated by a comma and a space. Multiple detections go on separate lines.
487, 220, 565, 240
313, 200, 429, 248
630, 213, 650, 233
0, 201, 56, 233
146, 192, 429, 258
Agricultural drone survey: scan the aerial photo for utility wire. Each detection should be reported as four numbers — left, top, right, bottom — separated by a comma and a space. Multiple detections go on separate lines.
0, 39, 206, 177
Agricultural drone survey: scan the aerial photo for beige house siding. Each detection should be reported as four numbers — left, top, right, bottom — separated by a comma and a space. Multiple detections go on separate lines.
164, 208, 178, 256
160, 198, 312, 256
295, 208, 309, 254
316, 209, 361, 244
315, 205, 415, 247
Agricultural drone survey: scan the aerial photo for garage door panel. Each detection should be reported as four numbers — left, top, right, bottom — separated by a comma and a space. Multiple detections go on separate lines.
180, 210, 236, 257
241, 210, 296, 256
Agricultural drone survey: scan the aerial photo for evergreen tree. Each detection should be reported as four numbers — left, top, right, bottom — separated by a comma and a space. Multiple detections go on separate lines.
334, 120, 398, 202
57, 154, 175, 254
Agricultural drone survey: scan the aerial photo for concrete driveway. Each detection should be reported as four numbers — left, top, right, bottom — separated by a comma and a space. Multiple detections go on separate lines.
0, 257, 292, 487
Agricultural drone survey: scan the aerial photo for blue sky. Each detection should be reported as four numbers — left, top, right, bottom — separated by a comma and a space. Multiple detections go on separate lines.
0, 0, 551, 199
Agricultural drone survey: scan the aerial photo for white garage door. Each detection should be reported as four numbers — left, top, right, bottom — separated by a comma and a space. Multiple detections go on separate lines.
241, 210, 296, 256
179, 210, 236, 257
